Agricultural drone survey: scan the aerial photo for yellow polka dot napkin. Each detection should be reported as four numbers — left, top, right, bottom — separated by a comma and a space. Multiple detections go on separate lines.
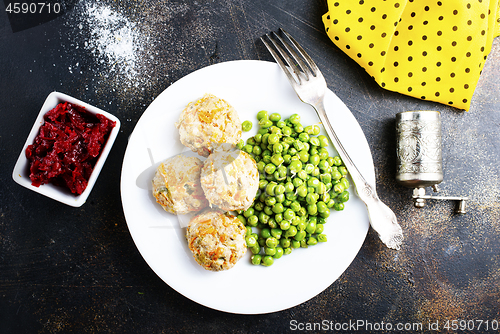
322, 0, 500, 110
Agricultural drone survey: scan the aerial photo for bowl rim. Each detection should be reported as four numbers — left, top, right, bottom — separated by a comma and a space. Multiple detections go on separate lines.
11, 91, 121, 207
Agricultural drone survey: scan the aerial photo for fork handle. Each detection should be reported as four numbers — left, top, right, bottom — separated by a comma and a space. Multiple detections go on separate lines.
313, 101, 403, 250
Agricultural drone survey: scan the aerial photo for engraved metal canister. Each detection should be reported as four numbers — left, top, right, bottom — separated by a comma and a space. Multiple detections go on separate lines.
396, 110, 443, 188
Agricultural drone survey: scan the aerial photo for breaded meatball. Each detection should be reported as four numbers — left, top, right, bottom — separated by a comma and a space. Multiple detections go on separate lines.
152, 154, 209, 214
186, 209, 247, 271
175, 94, 242, 157
200, 145, 259, 211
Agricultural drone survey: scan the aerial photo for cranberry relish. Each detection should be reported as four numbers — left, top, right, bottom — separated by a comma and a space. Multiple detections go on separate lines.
26, 102, 116, 195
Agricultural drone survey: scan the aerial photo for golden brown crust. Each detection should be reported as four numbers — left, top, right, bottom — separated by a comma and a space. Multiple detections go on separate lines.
175, 94, 242, 157
186, 209, 247, 271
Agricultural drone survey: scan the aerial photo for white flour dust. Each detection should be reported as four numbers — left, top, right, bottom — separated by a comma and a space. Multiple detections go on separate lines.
65, 1, 157, 95
82, 4, 140, 81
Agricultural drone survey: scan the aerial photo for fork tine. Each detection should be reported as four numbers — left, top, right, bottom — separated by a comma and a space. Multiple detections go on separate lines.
272, 30, 314, 80
280, 28, 323, 79
260, 34, 302, 85
268, 32, 313, 83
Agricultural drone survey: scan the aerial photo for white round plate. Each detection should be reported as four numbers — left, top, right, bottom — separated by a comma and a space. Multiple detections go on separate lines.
120, 60, 375, 314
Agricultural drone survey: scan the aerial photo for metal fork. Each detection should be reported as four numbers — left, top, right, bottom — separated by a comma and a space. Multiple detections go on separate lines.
261, 29, 403, 250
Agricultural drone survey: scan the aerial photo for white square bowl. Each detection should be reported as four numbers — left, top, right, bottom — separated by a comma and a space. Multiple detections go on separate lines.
12, 91, 121, 207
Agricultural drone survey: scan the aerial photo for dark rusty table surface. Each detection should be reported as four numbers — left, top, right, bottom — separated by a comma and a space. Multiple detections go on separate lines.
1, 1, 499, 333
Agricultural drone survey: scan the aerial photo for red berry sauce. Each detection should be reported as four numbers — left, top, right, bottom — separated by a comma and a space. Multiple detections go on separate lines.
26, 102, 116, 195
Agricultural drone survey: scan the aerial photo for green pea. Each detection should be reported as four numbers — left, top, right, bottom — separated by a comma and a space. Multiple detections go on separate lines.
264, 163, 276, 175
273, 143, 283, 154
237, 214, 246, 225
269, 126, 280, 135
243, 207, 254, 218
302, 142, 310, 152
307, 177, 320, 188
332, 156, 342, 166
297, 220, 307, 231
298, 150, 309, 163
267, 133, 278, 145
318, 160, 329, 171
265, 196, 276, 206
340, 177, 350, 189
283, 154, 292, 164
292, 177, 304, 188
275, 213, 283, 223
269, 113, 281, 122
245, 226, 253, 236
259, 118, 273, 129
317, 201, 328, 213
307, 237, 318, 246
321, 192, 331, 204
309, 154, 320, 166
298, 132, 310, 142
261, 228, 272, 239
246, 235, 258, 247
249, 245, 260, 255
289, 113, 301, 125
257, 110, 269, 120
252, 145, 262, 156
316, 182, 327, 194
258, 212, 270, 224
318, 148, 329, 160
272, 203, 284, 214
306, 193, 317, 205
264, 246, 276, 256
284, 225, 298, 237
334, 183, 345, 193
298, 170, 308, 180
282, 126, 292, 136
262, 255, 274, 266
274, 184, 286, 195
333, 202, 345, 211
283, 208, 295, 220
266, 237, 278, 248
290, 201, 301, 212
318, 135, 329, 147
294, 124, 304, 133
320, 173, 332, 184
271, 154, 284, 166
338, 190, 350, 202
294, 230, 306, 241
280, 238, 291, 248
289, 160, 302, 173
273, 247, 284, 259
243, 144, 253, 154
277, 218, 289, 228
315, 223, 324, 234
247, 215, 259, 226
296, 185, 308, 197
276, 120, 286, 128
242, 120, 253, 132
305, 220, 317, 234
331, 170, 342, 181
291, 240, 301, 248
309, 136, 320, 146
317, 234, 328, 242
251, 254, 262, 265
297, 207, 307, 217
307, 203, 318, 215
237, 139, 244, 150
319, 207, 330, 218
264, 206, 274, 216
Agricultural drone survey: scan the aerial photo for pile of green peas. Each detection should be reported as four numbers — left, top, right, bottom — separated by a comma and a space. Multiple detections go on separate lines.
236, 110, 351, 267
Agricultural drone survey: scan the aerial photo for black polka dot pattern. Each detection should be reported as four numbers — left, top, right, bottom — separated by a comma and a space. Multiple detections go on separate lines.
322, 0, 500, 110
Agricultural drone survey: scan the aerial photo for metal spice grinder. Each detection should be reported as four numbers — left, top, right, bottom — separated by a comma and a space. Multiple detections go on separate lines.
396, 110, 468, 213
